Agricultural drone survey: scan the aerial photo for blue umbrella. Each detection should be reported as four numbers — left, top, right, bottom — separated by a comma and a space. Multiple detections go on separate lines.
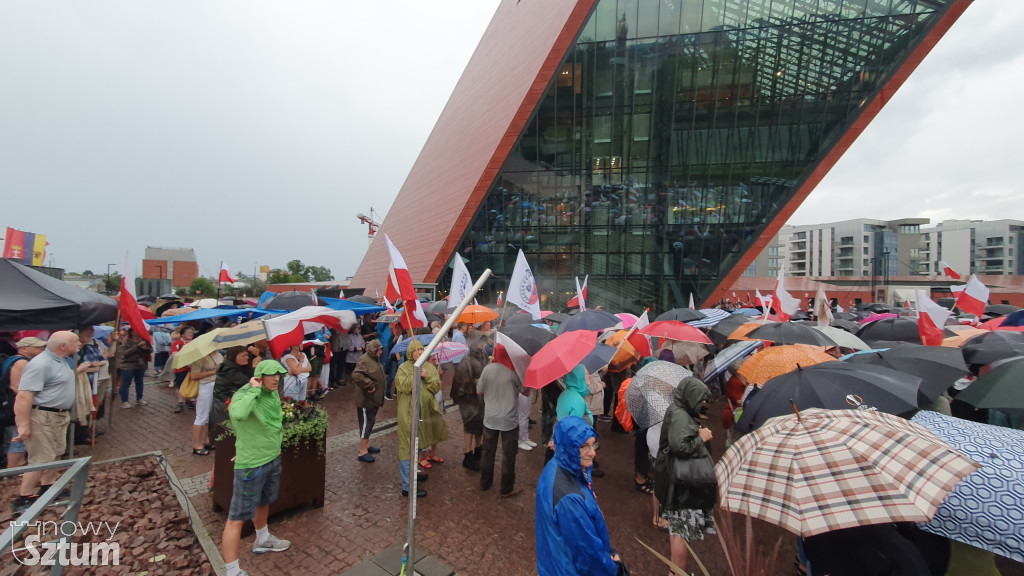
1001, 309, 1024, 327
579, 343, 616, 372
733, 308, 761, 317
389, 334, 437, 357
556, 310, 619, 334
702, 340, 763, 383
912, 411, 1024, 563
687, 308, 731, 328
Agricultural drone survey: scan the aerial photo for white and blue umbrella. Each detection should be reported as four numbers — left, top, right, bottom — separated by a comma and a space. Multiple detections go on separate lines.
687, 308, 731, 328
390, 334, 437, 356
702, 340, 764, 383
911, 411, 1024, 562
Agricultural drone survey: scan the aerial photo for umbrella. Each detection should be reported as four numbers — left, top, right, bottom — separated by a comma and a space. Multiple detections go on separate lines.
702, 340, 764, 383
687, 308, 731, 328
736, 344, 835, 385
261, 291, 321, 312
172, 328, 228, 369
432, 341, 469, 364
545, 312, 571, 324
811, 326, 869, 350
745, 323, 837, 347
961, 340, 1024, 366
963, 330, 1024, 347
733, 308, 761, 317
734, 362, 922, 433
716, 408, 980, 537
955, 355, 1024, 412
603, 329, 642, 372
709, 314, 754, 347
999, 309, 1024, 327
500, 325, 555, 355
580, 343, 616, 372
984, 304, 1021, 318
456, 304, 498, 324
424, 300, 449, 315
638, 320, 712, 344
158, 293, 180, 300
789, 311, 812, 322
346, 295, 377, 305
665, 340, 710, 366
555, 310, 619, 334
155, 301, 183, 317
859, 312, 899, 326
911, 411, 1024, 562
524, 330, 597, 389
728, 321, 775, 341
212, 320, 268, 348
136, 304, 157, 320
616, 313, 639, 329
0, 259, 118, 330
654, 308, 706, 323
389, 334, 437, 356
828, 319, 861, 333
860, 302, 894, 313
190, 298, 219, 309
841, 343, 968, 404
941, 327, 988, 347
137, 295, 156, 306
624, 360, 692, 429
504, 313, 537, 327
856, 317, 922, 344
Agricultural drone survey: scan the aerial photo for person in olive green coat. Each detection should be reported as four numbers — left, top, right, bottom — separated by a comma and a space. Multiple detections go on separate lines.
351, 339, 385, 462
395, 340, 449, 495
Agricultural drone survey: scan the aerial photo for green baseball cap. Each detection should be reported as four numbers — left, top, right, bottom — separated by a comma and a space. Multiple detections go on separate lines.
254, 360, 287, 378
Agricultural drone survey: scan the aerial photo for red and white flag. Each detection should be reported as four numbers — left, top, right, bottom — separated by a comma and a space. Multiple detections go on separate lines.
755, 289, 770, 310
917, 290, 950, 346
496, 292, 503, 308
688, 293, 696, 310
568, 275, 588, 311
814, 284, 833, 327
625, 309, 652, 357
384, 234, 418, 305
264, 307, 357, 357
772, 269, 800, 322
218, 262, 236, 284
398, 299, 428, 331
954, 275, 989, 317
940, 261, 962, 281
118, 254, 152, 344
495, 331, 531, 383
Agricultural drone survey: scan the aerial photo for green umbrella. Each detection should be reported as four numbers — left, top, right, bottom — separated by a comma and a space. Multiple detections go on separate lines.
956, 356, 1024, 412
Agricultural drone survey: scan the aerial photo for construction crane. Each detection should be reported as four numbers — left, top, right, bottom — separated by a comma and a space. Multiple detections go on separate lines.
356, 208, 381, 246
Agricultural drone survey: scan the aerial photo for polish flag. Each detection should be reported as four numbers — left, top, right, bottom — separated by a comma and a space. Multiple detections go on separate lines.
118, 255, 152, 344
625, 309, 652, 358
567, 275, 588, 311
954, 275, 989, 317
264, 307, 357, 357
496, 292, 503, 308
772, 269, 800, 322
218, 262, 236, 284
940, 261, 962, 280
917, 290, 950, 346
398, 299, 428, 332
688, 293, 696, 310
383, 234, 418, 305
495, 331, 531, 383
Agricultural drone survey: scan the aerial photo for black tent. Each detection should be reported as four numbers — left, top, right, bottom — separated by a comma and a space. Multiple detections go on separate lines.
0, 259, 118, 330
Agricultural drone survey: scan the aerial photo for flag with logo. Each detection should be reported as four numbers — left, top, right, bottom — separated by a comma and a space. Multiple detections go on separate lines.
448, 256, 474, 310
772, 269, 800, 322
219, 262, 236, 284
953, 275, 988, 317
917, 290, 950, 346
507, 250, 541, 320
118, 255, 152, 343
2, 227, 47, 266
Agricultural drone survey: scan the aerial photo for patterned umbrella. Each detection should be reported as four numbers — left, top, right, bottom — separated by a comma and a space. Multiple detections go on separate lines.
687, 308, 731, 328
716, 408, 980, 537
432, 341, 469, 364
624, 360, 692, 429
912, 411, 1024, 562
736, 344, 835, 385
702, 340, 764, 383
212, 320, 268, 348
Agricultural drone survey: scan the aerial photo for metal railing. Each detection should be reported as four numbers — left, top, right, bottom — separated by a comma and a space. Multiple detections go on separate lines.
1, 457, 92, 576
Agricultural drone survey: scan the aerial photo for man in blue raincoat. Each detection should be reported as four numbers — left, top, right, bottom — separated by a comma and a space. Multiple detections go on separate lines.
535, 416, 625, 576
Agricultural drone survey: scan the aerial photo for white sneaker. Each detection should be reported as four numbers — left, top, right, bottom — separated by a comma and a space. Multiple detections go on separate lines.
122, 402, 132, 409
253, 534, 291, 554
525, 440, 537, 448
518, 442, 533, 451
137, 399, 149, 406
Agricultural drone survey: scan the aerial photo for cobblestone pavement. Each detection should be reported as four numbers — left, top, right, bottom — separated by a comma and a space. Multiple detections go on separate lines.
74, 373, 1024, 576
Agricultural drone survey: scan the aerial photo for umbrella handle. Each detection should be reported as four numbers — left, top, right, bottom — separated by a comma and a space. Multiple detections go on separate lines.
790, 399, 801, 422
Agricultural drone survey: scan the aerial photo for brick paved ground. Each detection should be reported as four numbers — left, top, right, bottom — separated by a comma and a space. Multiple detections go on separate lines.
73, 372, 1024, 576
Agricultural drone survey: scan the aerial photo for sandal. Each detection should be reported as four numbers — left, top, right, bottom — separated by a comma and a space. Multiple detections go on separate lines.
418, 458, 432, 469
428, 455, 444, 464
192, 448, 210, 456
204, 444, 215, 451
635, 479, 654, 495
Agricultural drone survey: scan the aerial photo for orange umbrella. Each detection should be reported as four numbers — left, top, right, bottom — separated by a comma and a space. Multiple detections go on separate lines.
728, 321, 777, 341
737, 344, 836, 386
456, 304, 499, 324
604, 330, 641, 373
942, 327, 988, 348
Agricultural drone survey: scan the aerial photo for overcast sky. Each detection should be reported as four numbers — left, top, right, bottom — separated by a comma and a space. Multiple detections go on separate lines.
1, 0, 1021, 282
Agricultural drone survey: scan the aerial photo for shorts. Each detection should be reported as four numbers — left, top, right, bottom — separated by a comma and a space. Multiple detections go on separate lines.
660, 506, 712, 541
25, 409, 71, 466
3, 424, 26, 454
228, 456, 282, 521
174, 370, 188, 389
357, 407, 378, 439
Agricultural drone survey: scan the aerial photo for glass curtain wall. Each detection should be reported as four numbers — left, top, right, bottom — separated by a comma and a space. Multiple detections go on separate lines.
441, 0, 953, 314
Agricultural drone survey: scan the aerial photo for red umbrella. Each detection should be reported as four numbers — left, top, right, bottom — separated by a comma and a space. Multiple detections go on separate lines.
638, 320, 712, 344
524, 330, 597, 389
980, 316, 1024, 332
137, 304, 156, 320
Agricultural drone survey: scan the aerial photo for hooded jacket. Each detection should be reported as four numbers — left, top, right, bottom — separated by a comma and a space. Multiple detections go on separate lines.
535, 416, 618, 576
395, 340, 449, 460
352, 339, 385, 409
211, 359, 254, 427
556, 365, 593, 424
654, 377, 712, 511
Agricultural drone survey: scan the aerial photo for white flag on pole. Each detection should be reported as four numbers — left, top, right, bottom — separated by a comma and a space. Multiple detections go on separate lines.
815, 284, 834, 326
448, 256, 474, 310
507, 250, 541, 320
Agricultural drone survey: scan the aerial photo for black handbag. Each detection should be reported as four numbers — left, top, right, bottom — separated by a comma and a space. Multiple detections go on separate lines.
665, 444, 717, 509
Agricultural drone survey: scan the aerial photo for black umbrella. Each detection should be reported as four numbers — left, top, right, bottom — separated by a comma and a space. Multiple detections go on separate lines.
963, 330, 1024, 347
581, 343, 616, 372
262, 291, 323, 311
956, 356, 1024, 413
155, 301, 183, 317
860, 303, 893, 313
655, 308, 706, 323
504, 313, 537, 327
556, 310, 619, 334
158, 293, 181, 300
856, 318, 922, 344
0, 259, 118, 330
789, 311, 812, 322
500, 325, 555, 355
137, 295, 156, 306
346, 295, 377, 305
745, 323, 837, 347
709, 315, 751, 347
832, 311, 859, 321
735, 362, 922, 433
984, 304, 1021, 318
546, 312, 571, 324
842, 342, 969, 403
962, 341, 1024, 366
829, 319, 861, 334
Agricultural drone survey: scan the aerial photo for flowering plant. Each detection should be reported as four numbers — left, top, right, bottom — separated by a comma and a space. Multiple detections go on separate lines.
217, 395, 328, 455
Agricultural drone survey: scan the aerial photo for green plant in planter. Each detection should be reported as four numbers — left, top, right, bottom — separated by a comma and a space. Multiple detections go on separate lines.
217, 397, 328, 456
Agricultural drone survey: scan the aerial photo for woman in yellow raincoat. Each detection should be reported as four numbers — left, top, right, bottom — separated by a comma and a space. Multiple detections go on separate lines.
395, 340, 449, 496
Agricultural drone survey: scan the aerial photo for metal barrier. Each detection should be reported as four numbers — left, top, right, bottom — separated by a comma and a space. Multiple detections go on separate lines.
1, 457, 92, 575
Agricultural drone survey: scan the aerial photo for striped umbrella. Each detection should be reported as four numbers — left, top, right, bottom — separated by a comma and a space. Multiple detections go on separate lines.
687, 308, 731, 328
432, 341, 469, 364
212, 320, 269, 348
716, 408, 980, 537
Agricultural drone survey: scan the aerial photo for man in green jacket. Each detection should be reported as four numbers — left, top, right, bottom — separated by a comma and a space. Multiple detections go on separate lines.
221, 360, 292, 576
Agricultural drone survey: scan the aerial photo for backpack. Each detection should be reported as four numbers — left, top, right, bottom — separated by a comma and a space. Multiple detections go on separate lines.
0, 354, 25, 428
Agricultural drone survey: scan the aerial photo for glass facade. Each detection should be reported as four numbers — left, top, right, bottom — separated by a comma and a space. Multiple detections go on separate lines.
441, 0, 954, 313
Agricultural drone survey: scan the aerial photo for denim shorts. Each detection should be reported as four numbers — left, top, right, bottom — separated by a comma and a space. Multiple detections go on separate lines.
227, 456, 282, 521
3, 425, 26, 454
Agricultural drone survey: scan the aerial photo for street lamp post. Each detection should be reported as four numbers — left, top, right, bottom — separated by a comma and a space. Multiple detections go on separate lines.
107, 263, 116, 295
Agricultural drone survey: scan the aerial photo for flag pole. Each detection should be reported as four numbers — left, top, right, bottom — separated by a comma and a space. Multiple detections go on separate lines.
216, 261, 223, 302
496, 293, 510, 330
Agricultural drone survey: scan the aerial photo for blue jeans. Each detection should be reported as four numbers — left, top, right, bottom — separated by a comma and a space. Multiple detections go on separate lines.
399, 459, 411, 492
120, 368, 146, 402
